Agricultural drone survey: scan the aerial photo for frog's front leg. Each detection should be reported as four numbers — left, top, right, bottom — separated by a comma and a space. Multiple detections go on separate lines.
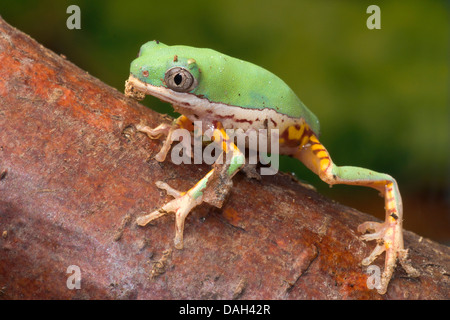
137, 122, 245, 249
294, 133, 419, 294
136, 115, 193, 162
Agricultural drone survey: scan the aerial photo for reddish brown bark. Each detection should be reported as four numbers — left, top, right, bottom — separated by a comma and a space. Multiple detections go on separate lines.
0, 17, 448, 300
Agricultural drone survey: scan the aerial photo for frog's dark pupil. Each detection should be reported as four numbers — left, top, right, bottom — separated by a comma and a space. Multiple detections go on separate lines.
174, 73, 183, 85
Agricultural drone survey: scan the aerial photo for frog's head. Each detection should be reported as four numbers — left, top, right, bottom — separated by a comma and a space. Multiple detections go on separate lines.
130, 40, 200, 94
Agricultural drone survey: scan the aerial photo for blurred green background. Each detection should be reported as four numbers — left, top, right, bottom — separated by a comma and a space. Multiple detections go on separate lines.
1, 0, 448, 243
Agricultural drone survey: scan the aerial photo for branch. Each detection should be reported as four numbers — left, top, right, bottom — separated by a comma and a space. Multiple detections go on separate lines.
0, 17, 448, 299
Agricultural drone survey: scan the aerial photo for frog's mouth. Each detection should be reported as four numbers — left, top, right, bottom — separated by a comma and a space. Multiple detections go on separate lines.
125, 74, 202, 110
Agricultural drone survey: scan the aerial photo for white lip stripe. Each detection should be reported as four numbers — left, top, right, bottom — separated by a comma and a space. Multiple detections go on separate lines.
126, 75, 306, 136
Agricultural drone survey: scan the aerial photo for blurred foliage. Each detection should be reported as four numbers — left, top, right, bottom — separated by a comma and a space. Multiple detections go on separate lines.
1, 0, 448, 240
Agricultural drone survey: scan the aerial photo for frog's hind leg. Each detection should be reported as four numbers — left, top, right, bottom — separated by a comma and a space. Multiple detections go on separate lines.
293, 131, 419, 294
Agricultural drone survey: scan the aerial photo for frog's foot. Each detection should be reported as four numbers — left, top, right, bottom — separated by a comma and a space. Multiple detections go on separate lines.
136, 115, 194, 162
136, 123, 174, 162
136, 123, 171, 140
358, 220, 419, 294
137, 176, 211, 249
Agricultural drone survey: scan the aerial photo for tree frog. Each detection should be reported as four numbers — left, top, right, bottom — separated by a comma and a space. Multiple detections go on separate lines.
124, 40, 418, 294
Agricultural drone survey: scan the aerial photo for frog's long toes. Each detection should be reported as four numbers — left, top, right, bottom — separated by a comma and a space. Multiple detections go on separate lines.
137, 208, 167, 226
358, 221, 392, 258
360, 229, 385, 241
362, 243, 385, 266
358, 221, 395, 245
136, 123, 170, 139
136, 182, 183, 226
155, 181, 183, 197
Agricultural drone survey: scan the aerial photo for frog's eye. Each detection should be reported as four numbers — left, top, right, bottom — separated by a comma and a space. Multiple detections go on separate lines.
164, 67, 197, 92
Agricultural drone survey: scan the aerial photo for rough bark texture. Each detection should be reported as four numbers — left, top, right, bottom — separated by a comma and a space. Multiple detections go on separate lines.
0, 17, 448, 300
